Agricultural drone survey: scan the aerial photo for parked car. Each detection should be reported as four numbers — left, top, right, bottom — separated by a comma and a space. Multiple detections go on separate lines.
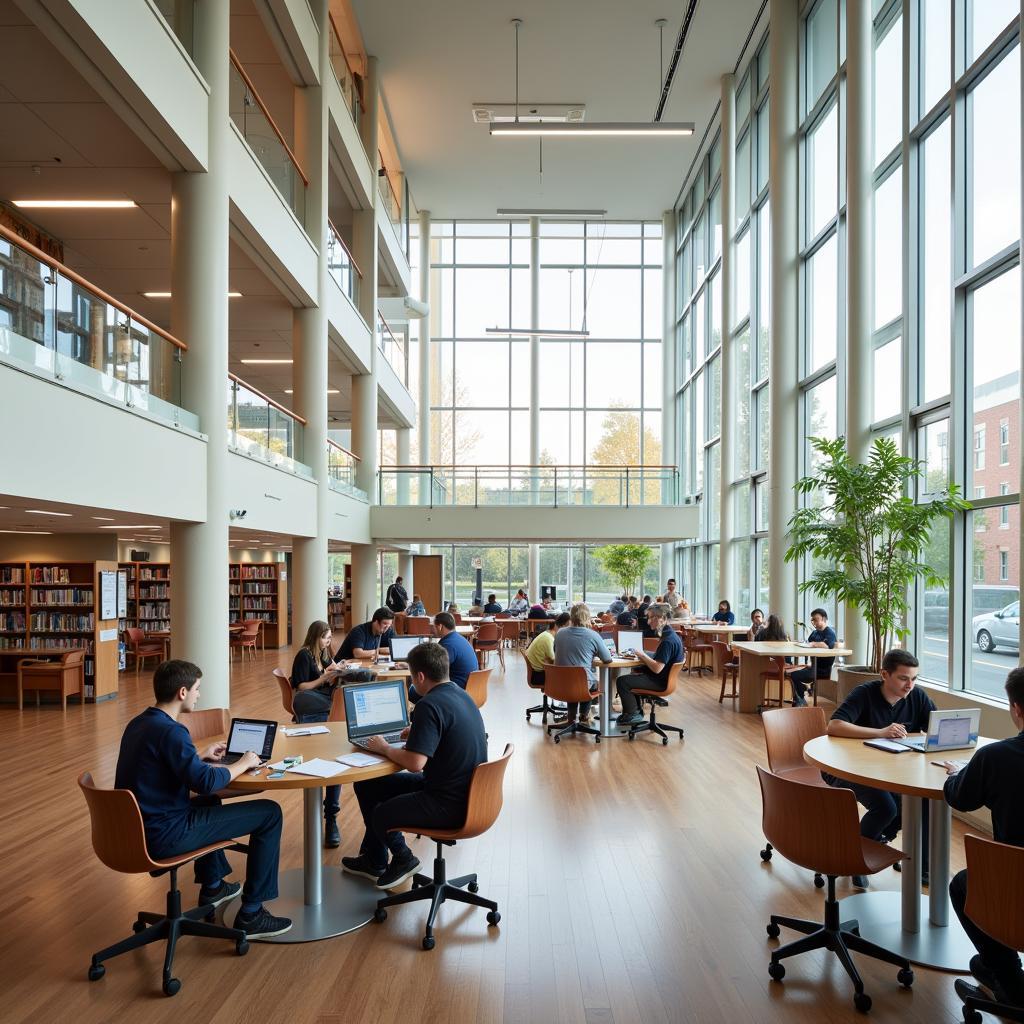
972, 601, 1020, 653
922, 590, 949, 631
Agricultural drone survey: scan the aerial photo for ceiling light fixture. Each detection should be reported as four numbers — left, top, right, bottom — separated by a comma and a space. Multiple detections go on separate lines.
284, 389, 340, 395
91, 516, 116, 521
0, 529, 52, 535
26, 509, 73, 516
143, 291, 243, 299
12, 199, 137, 208
485, 327, 590, 338
496, 208, 606, 217
98, 525, 160, 530
240, 359, 293, 365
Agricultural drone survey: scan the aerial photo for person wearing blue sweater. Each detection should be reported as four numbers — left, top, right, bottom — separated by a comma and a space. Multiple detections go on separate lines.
711, 600, 735, 625
115, 660, 290, 939
434, 612, 479, 688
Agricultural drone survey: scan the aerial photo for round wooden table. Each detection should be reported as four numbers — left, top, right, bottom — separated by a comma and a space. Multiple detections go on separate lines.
595, 656, 642, 737
803, 733, 994, 970
228, 726, 398, 942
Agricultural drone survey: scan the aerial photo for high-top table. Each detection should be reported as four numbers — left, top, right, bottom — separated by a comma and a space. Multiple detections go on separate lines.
228, 726, 398, 942
802, 733, 993, 970
692, 623, 752, 642
730, 640, 854, 713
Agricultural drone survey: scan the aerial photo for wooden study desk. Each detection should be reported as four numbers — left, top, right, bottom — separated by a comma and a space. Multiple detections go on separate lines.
594, 655, 642, 737
228, 726, 399, 942
803, 734, 994, 970
730, 641, 853, 713
691, 623, 751, 641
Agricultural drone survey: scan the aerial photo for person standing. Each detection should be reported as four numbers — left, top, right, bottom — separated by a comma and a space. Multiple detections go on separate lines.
385, 576, 408, 614
663, 579, 681, 613
553, 604, 611, 726
615, 603, 684, 728
943, 667, 1024, 1011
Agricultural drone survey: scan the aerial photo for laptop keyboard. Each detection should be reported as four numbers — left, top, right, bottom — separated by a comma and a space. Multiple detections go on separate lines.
354, 732, 404, 747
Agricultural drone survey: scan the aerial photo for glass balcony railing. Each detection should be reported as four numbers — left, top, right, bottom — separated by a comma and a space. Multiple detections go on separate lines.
229, 52, 308, 224
377, 153, 412, 259
376, 310, 407, 384
327, 220, 361, 309
227, 374, 312, 478
0, 224, 196, 430
328, 440, 367, 501
376, 465, 681, 508
152, 0, 195, 56
328, 12, 363, 127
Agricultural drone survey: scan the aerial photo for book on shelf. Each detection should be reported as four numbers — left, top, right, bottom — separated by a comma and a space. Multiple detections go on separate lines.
29, 588, 93, 606
30, 566, 71, 584
0, 566, 25, 584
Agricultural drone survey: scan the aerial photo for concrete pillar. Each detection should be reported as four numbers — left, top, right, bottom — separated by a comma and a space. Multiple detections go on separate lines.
398, 550, 414, 593
719, 73, 736, 604
662, 209, 676, 581
396, 426, 411, 505
528, 216, 540, 599
350, 543, 379, 623
768, 0, 800, 627
844, 0, 873, 664
418, 210, 431, 465
291, 0, 330, 636
169, 0, 231, 706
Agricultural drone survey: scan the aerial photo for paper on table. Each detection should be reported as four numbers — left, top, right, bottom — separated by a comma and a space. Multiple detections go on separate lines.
284, 757, 349, 778
282, 725, 330, 736
337, 752, 383, 767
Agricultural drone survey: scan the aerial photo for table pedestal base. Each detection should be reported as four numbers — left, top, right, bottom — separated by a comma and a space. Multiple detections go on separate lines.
251, 867, 380, 943
839, 891, 975, 972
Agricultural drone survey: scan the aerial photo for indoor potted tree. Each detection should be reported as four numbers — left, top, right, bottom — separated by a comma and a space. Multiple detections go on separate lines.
785, 436, 966, 700
594, 544, 657, 601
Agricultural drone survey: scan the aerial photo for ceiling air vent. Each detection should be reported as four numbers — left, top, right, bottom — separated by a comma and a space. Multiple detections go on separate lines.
471, 103, 586, 124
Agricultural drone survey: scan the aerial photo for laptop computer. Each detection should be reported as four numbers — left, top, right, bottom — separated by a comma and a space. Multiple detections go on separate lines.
389, 635, 435, 661
343, 679, 411, 749
602, 636, 617, 656
896, 708, 981, 752
219, 717, 278, 764
617, 630, 645, 656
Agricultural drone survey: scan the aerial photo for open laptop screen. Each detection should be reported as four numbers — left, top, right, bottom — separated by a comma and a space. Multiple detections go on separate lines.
344, 680, 410, 739
226, 718, 277, 759
390, 635, 432, 661
617, 630, 644, 655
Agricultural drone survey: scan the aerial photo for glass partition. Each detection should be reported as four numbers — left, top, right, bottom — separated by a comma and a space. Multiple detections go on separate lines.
327, 222, 361, 307
327, 14, 363, 126
327, 441, 368, 501
377, 311, 407, 384
227, 375, 311, 477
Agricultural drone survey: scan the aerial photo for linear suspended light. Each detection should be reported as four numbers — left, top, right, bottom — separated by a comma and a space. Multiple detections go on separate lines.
485, 327, 590, 338
490, 122, 693, 137
496, 208, 606, 217
13, 199, 137, 208
143, 291, 243, 299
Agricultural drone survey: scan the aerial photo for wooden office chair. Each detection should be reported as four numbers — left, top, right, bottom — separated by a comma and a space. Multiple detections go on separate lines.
374, 744, 513, 950
756, 766, 912, 1013
959, 835, 1024, 1024
760, 656, 800, 708
272, 667, 295, 721
543, 666, 600, 744
406, 617, 433, 636
234, 621, 260, 662
625, 662, 685, 745
17, 648, 85, 710
78, 772, 248, 997
759, 706, 828, 886
466, 668, 490, 709
181, 708, 230, 742
125, 627, 163, 673
473, 622, 503, 671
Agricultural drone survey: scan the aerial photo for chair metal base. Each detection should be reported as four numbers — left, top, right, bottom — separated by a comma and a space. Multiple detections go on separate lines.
374, 842, 500, 950
767, 876, 913, 1013
626, 696, 684, 745
547, 718, 601, 744
526, 692, 561, 723
959, 988, 1024, 1024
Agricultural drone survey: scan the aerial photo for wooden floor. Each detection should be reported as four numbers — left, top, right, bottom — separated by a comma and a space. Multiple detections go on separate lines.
0, 648, 978, 1024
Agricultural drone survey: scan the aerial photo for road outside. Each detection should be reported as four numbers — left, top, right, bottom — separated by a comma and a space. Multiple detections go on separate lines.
920, 630, 1018, 700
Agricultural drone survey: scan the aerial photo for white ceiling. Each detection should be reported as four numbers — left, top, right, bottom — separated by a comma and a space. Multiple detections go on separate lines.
351, 0, 763, 219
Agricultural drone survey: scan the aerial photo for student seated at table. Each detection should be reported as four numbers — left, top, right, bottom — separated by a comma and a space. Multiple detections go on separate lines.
433, 612, 478, 690
942, 666, 1024, 1011
508, 589, 530, 615
615, 603, 684, 728
746, 608, 765, 640
335, 607, 396, 661
553, 603, 612, 726
115, 660, 291, 938
712, 600, 735, 625
527, 600, 549, 620
754, 613, 789, 643
467, 600, 485, 617
483, 594, 503, 614
788, 606, 836, 706
825, 649, 935, 888
616, 603, 639, 627
447, 603, 461, 617
608, 594, 627, 616
676, 597, 693, 622
406, 594, 426, 616
525, 612, 570, 684
637, 595, 652, 629
341, 642, 487, 889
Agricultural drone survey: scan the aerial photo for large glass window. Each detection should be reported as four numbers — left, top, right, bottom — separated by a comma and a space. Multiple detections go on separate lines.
874, 170, 903, 329
920, 119, 952, 402
807, 234, 839, 373
874, 14, 903, 163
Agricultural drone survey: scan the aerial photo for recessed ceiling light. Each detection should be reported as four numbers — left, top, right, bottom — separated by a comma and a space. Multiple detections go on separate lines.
13, 199, 137, 208
490, 122, 694, 137
143, 291, 242, 298
91, 516, 116, 521
283, 389, 340, 394
240, 359, 293, 365
26, 509, 73, 516
0, 529, 51, 534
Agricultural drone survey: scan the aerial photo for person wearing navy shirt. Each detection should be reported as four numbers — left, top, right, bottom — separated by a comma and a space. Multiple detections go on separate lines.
114, 660, 291, 939
341, 642, 487, 890
482, 594, 503, 614
825, 649, 935, 888
712, 599, 735, 625
434, 612, 478, 689
789, 607, 837, 705
942, 667, 1024, 1010
615, 603, 684, 727
335, 607, 395, 661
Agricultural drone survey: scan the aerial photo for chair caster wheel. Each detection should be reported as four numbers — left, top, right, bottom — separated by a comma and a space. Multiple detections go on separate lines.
236, 939, 249, 956
814, 873, 825, 888
374, 908, 388, 923
662, 737, 668, 745
760, 848, 772, 862
132, 920, 146, 933
853, 992, 872, 1013
554, 736, 560, 744
766, 922, 781, 939
486, 910, 501, 926
627, 732, 634, 741
768, 961, 785, 981
468, 881, 479, 893
163, 976, 181, 997
422, 935, 435, 950
897, 967, 914, 988
88, 963, 105, 982
595, 736, 600, 744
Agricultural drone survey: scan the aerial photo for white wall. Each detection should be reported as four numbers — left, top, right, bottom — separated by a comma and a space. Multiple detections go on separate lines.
327, 71, 373, 208
227, 450, 317, 537
378, 214, 412, 296
377, 353, 416, 428
327, 487, 372, 545
256, 0, 319, 85
327, 276, 373, 373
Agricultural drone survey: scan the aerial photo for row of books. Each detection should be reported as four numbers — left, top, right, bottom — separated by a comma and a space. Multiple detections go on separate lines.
1, 612, 27, 631
230, 611, 276, 622
241, 566, 277, 579
0, 592, 25, 606
229, 585, 241, 596
242, 583, 276, 595
139, 602, 170, 616
28, 637, 94, 651
31, 566, 73, 584
0, 567, 25, 583
30, 588, 93, 606
30, 612, 95, 631
138, 568, 170, 581
138, 618, 170, 630
242, 597, 276, 611
138, 585, 170, 599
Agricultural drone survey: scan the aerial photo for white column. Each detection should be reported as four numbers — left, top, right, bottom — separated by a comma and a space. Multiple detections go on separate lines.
169, 0, 230, 706
845, 0, 873, 664
418, 209, 431, 465
768, 0, 800, 626
291, 0, 330, 636
528, 215, 540, 599
661, 209, 677, 581
719, 73, 736, 603
1019, 7, 1023, 667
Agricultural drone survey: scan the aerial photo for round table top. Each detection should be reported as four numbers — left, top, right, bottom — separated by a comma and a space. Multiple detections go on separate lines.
803, 734, 994, 799
226, 726, 400, 792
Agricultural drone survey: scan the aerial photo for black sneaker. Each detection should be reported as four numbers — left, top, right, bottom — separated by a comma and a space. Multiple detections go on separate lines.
324, 815, 341, 849
375, 853, 420, 890
955, 979, 988, 1005
342, 854, 386, 881
233, 906, 292, 938
198, 880, 241, 909
969, 955, 998, 993
851, 875, 868, 889
618, 712, 645, 727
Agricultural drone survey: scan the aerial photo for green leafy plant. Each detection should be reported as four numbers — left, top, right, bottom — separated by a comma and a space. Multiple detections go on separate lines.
593, 544, 657, 599
785, 436, 967, 674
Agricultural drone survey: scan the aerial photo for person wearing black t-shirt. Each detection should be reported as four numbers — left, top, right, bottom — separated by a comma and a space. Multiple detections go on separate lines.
341, 642, 487, 890
942, 667, 1024, 1011
637, 595, 652, 630
615, 604, 684, 727
789, 607, 837, 705
825, 649, 935, 887
335, 607, 395, 661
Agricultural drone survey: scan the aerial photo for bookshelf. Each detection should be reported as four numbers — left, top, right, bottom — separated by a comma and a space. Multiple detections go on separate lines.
118, 562, 171, 633
231, 563, 288, 647
0, 560, 118, 703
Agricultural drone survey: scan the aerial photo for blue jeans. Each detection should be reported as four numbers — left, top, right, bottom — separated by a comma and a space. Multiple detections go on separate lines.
149, 797, 282, 906
353, 772, 465, 867
293, 692, 341, 817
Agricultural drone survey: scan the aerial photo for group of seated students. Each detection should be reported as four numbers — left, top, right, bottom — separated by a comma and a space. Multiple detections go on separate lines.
744, 605, 837, 707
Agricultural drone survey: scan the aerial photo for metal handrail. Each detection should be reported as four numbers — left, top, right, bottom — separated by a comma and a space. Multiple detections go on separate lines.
228, 372, 307, 425
376, 311, 402, 348
381, 463, 679, 470
0, 222, 187, 351
328, 438, 361, 461
377, 151, 403, 217
327, 219, 363, 279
